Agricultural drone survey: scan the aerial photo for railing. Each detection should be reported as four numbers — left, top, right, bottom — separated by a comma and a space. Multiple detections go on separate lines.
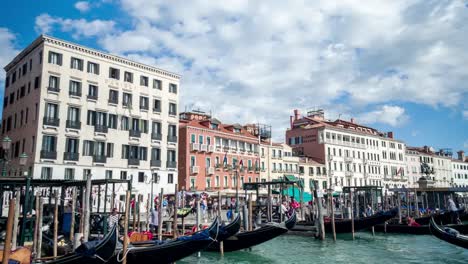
47, 86, 60, 93
150, 160, 161, 167
167, 135, 177, 143
190, 143, 199, 152
151, 133, 162, 140
140, 105, 149, 111
345, 171, 354, 177
87, 94, 98, 100
43, 117, 60, 127
129, 130, 141, 138
94, 125, 108, 133
93, 155, 107, 163
153, 107, 161, 113
128, 158, 140, 166
190, 166, 199, 174
344, 157, 353, 163
63, 152, 79, 161
206, 167, 214, 175
40, 150, 57, 159
167, 161, 177, 168
69, 90, 82, 97
66, 120, 81, 130
108, 98, 118, 104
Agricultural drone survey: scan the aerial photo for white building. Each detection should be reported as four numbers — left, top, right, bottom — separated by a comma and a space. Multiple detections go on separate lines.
1, 35, 180, 196
405, 146, 453, 188
452, 151, 468, 188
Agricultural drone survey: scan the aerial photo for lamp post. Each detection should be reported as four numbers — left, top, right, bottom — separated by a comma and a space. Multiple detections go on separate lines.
2, 136, 12, 176
19, 153, 28, 177
147, 173, 160, 210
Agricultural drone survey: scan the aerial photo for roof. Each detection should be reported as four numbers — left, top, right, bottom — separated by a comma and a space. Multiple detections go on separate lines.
0, 177, 130, 187
181, 119, 259, 140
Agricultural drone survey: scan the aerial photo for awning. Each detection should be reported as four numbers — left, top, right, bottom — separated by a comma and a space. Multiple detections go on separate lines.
284, 175, 297, 182
282, 187, 313, 202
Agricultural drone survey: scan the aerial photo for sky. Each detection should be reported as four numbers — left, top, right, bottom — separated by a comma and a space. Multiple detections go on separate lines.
0, 0, 467, 153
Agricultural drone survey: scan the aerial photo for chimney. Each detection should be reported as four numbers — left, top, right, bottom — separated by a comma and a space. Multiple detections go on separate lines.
290, 116, 294, 129
458, 151, 465, 162
387, 131, 393, 139
294, 109, 300, 121
350, 118, 355, 124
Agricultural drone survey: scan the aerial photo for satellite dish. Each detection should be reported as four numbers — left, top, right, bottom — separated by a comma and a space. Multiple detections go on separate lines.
429, 147, 435, 152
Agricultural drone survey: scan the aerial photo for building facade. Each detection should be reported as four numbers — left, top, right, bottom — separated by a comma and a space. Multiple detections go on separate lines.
452, 151, 468, 188
285, 109, 407, 190
178, 111, 260, 193
1, 35, 180, 195
405, 146, 453, 188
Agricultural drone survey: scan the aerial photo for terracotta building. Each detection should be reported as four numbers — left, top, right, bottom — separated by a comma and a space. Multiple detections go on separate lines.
178, 111, 261, 193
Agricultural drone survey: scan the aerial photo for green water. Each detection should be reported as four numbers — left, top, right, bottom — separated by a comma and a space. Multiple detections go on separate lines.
179, 233, 468, 264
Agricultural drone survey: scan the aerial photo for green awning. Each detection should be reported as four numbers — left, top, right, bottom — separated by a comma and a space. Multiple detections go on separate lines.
284, 175, 297, 182
282, 187, 313, 202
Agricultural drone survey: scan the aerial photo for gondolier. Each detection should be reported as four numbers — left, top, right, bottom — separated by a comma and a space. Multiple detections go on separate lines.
108, 208, 119, 229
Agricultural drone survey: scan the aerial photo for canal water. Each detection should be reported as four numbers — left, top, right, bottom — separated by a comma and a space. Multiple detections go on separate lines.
180, 233, 468, 264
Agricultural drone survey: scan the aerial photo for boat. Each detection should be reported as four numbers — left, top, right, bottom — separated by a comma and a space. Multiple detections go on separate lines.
429, 217, 468, 249
215, 213, 242, 241
108, 218, 219, 264
415, 208, 466, 225
374, 222, 468, 235
324, 208, 398, 233
35, 225, 118, 264
205, 212, 295, 252
285, 211, 297, 230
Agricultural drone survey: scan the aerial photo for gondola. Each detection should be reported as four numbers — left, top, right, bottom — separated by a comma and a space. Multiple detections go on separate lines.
36, 225, 118, 264
285, 211, 297, 230
429, 217, 468, 249
324, 208, 398, 233
374, 222, 468, 235
108, 218, 219, 264
415, 208, 466, 225
205, 212, 295, 252
215, 213, 242, 241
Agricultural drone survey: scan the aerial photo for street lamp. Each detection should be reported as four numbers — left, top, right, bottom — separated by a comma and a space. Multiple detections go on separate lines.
19, 153, 28, 177
2, 136, 12, 177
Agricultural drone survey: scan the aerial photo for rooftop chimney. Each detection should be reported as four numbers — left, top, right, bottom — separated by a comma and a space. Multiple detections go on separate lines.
350, 118, 355, 124
294, 109, 300, 121
387, 131, 393, 139
290, 116, 294, 129
458, 150, 465, 162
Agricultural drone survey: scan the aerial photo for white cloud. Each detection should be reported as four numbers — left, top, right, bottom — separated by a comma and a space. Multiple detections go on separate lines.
35, 14, 116, 39
0, 28, 20, 118
358, 105, 409, 127
74, 1, 90, 12
463, 110, 468, 120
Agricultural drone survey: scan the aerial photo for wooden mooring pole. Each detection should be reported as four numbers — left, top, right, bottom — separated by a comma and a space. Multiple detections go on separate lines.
350, 189, 355, 240
70, 189, 76, 242
33, 193, 40, 256
11, 191, 20, 250
53, 192, 59, 258
218, 191, 224, 256
158, 188, 164, 241
330, 192, 336, 242
173, 184, 178, 239
37, 198, 44, 259
248, 193, 253, 231
2, 198, 16, 264
122, 191, 131, 264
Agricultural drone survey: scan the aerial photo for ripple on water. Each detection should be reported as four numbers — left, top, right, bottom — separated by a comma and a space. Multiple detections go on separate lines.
179, 233, 468, 264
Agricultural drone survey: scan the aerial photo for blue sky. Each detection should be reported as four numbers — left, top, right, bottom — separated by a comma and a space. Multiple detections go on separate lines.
0, 0, 467, 153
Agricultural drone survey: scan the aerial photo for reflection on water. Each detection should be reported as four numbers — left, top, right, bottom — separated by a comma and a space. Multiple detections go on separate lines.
180, 232, 468, 264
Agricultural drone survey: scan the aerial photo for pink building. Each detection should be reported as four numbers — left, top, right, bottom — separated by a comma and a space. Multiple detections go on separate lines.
178, 111, 260, 192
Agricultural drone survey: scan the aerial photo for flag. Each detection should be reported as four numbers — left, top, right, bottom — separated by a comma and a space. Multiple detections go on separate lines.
397, 167, 402, 175
239, 159, 244, 168
223, 152, 228, 165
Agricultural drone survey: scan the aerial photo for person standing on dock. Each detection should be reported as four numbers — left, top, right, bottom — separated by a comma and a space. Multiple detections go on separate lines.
447, 197, 460, 224
150, 205, 159, 233
108, 208, 119, 229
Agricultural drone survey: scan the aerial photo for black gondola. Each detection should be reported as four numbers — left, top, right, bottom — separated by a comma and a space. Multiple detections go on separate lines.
429, 217, 468, 249
205, 212, 295, 252
284, 211, 297, 230
374, 222, 468, 235
215, 213, 242, 241
323, 208, 398, 233
415, 208, 466, 225
37, 225, 118, 264
108, 218, 219, 264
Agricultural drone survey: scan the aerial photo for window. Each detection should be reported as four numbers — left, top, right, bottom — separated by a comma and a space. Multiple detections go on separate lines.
45, 103, 59, 119
153, 79, 162, 89
67, 107, 80, 123
108, 90, 118, 104
167, 149, 176, 162
152, 121, 161, 135
153, 99, 161, 112
124, 71, 133, 83
140, 76, 148, 86
83, 140, 94, 156
48, 75, 60, 90
168, 124, 177, 137
138, 172, 145, 182
34, 76, 40, 89
108, 114, 117, 129
151, 148, 161, 161
41, 167, 52, 180
105, 170, 113, 179
69, 80, 82, 96
65, 138, 79, 153
88, 84, 98, 99
169, 83, 177, 93
48, 51, 62, 65
22, 63, 27, 75
42, 135, 57, 152
169, 103, 177, 116
120, 171, 127, 180
121, 116, 129, 130
64, 168, 75, 180
30, 59, 32, 71
87, 62, 100, 74
168, 173, 174, 184
70, 57, 83, 71
83, 169, 91, 179
140, 96, 149, 110
109, 67, 120, 79
5, 76, 9, 88
123, 93, 132, 107
106, 143, 114, 158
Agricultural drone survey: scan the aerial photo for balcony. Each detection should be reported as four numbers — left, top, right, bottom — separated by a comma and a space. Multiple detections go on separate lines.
169, 111, 177, 116
93, 155, 107, 163
108, 98, 118, 104
206, 167, 215, 175
47, 86, 60, 93
345, 171, 354, 177
200, 144, 208, 152
43, 117, 60, 127
344, 157, 353, 163
190, 166, 200, 174
66, 120, 81, 130
167, 161, 177, 168
190, 143, 200, 152
40, 150, 57, 160
153, 107, 161, 113
167, 135, 177, 143
63, 152, 79, 161
215, 164, 222, 171
140, 105, 149, 111
189, 186, 198, 191
150, 160, 161, 167
207, 145, 214, 153
87, 94, 98, 100
151, 133, 162, 141
69, 90, 82, 97
94, 125, 108, 133
327, 155, 333, 161
128, 158, 140, 166
129, 130, 141, 138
